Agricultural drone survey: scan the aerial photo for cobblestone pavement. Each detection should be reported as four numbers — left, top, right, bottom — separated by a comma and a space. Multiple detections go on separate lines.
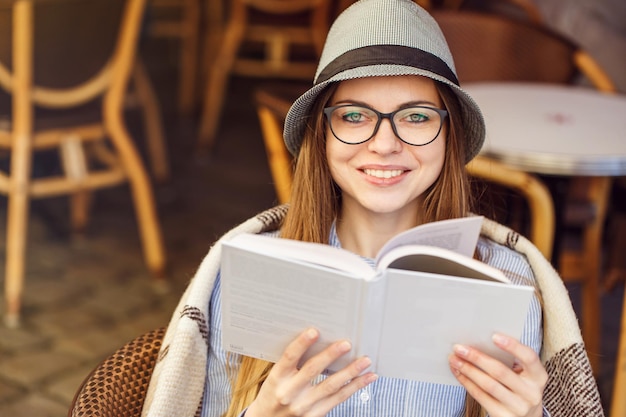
0, 37, 623, 417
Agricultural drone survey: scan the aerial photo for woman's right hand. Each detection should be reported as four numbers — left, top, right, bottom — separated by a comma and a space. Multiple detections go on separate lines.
245, 328, 378, 417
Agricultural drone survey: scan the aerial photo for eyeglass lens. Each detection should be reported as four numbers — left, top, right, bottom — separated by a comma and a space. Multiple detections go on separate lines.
326, 105, 446, 146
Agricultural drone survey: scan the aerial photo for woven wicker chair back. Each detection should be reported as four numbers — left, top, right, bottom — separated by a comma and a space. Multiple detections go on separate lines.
68, 327, 165, 417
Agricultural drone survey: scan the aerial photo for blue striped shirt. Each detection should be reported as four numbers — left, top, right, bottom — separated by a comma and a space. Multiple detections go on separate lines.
202, 226, 544, 417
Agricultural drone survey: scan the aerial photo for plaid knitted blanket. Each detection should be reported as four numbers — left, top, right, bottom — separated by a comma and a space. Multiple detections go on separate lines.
142, 205, 604, 417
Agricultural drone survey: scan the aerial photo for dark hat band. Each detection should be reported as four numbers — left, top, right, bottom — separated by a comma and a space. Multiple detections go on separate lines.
316, 44, 459, 86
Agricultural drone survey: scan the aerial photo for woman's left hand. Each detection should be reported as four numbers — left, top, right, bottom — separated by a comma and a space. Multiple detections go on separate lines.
448, 333, 548, 417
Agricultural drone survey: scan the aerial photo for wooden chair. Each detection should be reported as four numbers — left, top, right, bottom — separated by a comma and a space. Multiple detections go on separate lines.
197, 0, 331, 150
148, 0, 201, 115
68, 327, 165, 417
466, 156, 555, 260
430, 10, 615, 91
0, 6, 170, 184
254, 84, 298, 204
0, 0, 167, 327
431, 9, 617, 372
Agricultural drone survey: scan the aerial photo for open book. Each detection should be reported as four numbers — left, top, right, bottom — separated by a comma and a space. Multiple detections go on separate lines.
220, 216, 534, 386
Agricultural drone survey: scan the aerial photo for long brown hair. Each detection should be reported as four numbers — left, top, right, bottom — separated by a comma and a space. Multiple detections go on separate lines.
222, 79, 482, 417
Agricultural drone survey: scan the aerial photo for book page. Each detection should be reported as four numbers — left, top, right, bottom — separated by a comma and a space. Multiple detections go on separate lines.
376, 216, 483, 264
221, 243, 373, 371
378, 244, 510, 283
374, 269, 533, 385
226, 233, 375, 278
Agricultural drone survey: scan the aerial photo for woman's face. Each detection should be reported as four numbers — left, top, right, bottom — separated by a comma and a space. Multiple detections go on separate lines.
326, 75, 446, 218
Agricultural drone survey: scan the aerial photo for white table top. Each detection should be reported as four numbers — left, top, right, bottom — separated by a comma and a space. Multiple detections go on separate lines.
464, 82, 626, 176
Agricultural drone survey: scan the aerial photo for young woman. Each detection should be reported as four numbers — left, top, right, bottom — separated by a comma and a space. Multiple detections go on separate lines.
231, 71, 548, 416
142, 1, 603, 416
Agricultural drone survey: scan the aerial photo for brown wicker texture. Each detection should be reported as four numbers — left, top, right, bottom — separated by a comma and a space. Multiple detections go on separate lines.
68, 327, 165, 417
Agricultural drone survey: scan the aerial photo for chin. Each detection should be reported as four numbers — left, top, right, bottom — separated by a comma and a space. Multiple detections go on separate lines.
360, 201, 416, 216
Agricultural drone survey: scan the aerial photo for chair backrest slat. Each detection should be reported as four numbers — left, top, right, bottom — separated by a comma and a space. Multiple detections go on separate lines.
432, 11, 579, 85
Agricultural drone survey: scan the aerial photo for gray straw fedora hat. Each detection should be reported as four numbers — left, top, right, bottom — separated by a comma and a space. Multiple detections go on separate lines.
283, 0, 485, 163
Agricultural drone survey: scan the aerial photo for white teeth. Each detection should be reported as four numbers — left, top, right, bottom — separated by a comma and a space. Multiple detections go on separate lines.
364, 169, 404, 179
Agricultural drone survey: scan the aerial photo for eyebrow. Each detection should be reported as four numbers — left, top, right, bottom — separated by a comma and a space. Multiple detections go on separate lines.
331, 99, 441, 108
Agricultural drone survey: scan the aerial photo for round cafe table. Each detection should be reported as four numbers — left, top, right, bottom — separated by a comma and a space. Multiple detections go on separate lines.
464, 82, 626, 176
464, 81, 626, 415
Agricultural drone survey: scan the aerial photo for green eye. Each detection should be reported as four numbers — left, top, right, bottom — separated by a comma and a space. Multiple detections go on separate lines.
343, 111, 362, 122
396, 107, 438, 125
409, 112, 429, 122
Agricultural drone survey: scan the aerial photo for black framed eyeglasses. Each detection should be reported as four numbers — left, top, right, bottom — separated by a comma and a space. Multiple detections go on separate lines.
323, 104, 448, 146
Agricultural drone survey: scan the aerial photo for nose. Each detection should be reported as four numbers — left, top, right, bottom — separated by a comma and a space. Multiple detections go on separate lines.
368, 116, 402, 154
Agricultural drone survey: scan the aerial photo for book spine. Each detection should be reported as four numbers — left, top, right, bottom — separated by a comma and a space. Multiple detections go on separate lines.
355, 274, 387, 372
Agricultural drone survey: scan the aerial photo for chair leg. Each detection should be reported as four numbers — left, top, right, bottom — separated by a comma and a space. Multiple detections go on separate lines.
610, 285, 626, 417
4, 135, 32, 328
104, 97, 167, 283
132, 59, 170, 183
5, 0, 33, 328
605, 211, 626, 291
70, 191, 92, 234
197, 1, 246, 150
201, 0, 225, 81
178, 0, 200, 115
578, 177, 612, 373
59, 134, 92, 233
581, 241, 602, 374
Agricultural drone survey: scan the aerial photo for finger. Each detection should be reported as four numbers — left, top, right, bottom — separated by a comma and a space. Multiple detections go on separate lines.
492, 334, 547, 382
449, 359, 512, 416
270, 337, 357, 413
273, 327, 320, 375
316, 355, 374, 398
489, 334, 548, 402
450, 342, 545, 414
452, 343, 517, 386
449, 349, 520, 409
296, 339, 353, 384
309, 358, 378, 416
451, 359, 543, 417
454, 338, 545, 393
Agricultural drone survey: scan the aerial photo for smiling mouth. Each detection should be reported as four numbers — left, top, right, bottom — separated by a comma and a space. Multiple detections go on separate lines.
363, 169, 405, 179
